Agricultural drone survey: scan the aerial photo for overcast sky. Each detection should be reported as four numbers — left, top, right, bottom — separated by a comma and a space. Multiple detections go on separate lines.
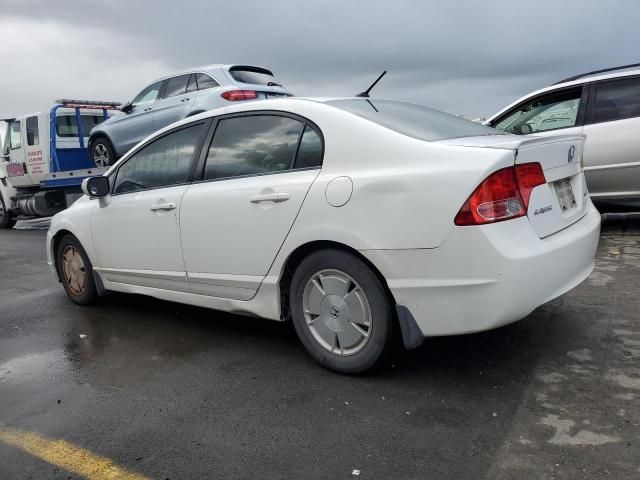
1, 0, 639, 141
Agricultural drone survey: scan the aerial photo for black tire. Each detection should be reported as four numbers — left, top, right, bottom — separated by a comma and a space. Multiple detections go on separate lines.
56, 234, 98, 305
90, 136, 116, 168
289, 249, 393, 374
0, 192, 16, 229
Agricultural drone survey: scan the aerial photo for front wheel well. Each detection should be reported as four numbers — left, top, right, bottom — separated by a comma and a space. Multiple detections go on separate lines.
51, 229, 74, 281
278, 240, 398, 322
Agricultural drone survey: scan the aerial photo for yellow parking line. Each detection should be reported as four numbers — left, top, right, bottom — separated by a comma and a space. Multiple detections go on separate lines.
0, 427, 148, 480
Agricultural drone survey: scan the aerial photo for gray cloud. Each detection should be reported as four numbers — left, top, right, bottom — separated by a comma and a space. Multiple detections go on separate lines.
0, 0, 638, 131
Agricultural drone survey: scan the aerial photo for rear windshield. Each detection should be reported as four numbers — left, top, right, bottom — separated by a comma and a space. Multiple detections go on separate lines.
56, 115, 105, 138
326, 99, 501, 142
229, 67, 277, 86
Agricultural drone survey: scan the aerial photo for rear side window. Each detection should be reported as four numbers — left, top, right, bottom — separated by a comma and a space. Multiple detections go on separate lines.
113, 124, 205, 194
26, 116, 39, 146
196, 73, 219, 90
328, 99, 499, 142
295, 126, 323, 168
228, 67, 277, 86
493, 88, 582, 134
9, 121, 21, 149
204, 115, 303, 180
163, 74, 190, 98
591, 77, 640, 123
56, 115, 104, 137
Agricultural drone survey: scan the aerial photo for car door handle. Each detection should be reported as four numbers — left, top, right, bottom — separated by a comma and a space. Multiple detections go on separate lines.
150, 202, 177, 211
250, 193, 290, 203
180, 98, 191, 102
144, 107, 152, 112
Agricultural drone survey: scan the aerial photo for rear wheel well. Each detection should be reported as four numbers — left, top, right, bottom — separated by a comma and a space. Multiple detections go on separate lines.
278, 240, 397, 322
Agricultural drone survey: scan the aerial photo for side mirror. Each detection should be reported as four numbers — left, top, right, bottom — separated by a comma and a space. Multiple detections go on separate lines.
120, 102, 133, 113
82, 176, 110, 197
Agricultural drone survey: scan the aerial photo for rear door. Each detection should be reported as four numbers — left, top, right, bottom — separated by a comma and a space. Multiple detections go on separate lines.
179, 113, 323, 300
153, 74, 195, 131
581, 76, 640, 199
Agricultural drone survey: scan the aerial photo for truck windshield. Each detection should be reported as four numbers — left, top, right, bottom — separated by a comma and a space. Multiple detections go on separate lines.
326, 99, 501, 142
56, 115, 105, 138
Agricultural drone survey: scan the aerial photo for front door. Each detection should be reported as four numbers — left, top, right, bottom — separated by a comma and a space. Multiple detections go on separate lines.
91, 122, 208, 291
109, 80, 164, 155
180, 114, 323, 300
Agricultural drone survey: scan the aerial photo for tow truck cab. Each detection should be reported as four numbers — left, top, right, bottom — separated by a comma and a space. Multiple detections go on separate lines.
0, 100, 120, 227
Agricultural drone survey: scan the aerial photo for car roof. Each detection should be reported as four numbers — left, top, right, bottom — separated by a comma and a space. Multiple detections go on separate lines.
486, 66, 640, 123
147, 64, 274, 84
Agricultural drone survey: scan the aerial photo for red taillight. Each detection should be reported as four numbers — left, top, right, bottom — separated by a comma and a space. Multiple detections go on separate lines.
454, 162, 545, 226
221, 90, 258, 101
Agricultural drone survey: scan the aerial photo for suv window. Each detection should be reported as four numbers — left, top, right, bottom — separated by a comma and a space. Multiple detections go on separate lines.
591, 77, 640, 123
26, 116, 39, 146
204, 115, 303, 180
132, 81, 163, 106
493, 88, 582, 134
186, 74, 198, 93
163, 74, 190, 99
9, 121, 21, 149
113, 124, 205, 194
294, 126, 323, 168
196, 73, 219, 90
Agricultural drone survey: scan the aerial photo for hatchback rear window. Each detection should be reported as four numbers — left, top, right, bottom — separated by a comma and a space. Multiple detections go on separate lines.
326, 99, 501, 142
228, 67, 277, 86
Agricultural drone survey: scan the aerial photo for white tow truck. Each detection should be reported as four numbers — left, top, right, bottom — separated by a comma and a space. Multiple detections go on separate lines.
0, 99, 120, 228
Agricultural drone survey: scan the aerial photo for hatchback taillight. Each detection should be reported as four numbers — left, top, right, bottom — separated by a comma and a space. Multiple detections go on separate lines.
454, 163, 545, 226
221, 90, 258, 101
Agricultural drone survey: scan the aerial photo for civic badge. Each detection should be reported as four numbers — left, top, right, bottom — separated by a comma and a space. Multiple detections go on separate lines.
568, 145, 575, 163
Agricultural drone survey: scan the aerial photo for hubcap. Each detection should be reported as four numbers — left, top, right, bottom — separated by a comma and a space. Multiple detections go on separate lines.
62, 246, 86, 296
302, 269, 372, 356
93, 144, 110, 168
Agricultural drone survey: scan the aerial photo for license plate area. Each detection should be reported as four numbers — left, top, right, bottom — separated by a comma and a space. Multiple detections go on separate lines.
553, 177, 576, 212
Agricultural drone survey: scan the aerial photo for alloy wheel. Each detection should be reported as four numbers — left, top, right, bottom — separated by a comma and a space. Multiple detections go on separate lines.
93, 144, 110, 168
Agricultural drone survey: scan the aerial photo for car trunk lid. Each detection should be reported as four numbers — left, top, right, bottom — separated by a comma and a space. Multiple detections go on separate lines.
440, 134, 588, 238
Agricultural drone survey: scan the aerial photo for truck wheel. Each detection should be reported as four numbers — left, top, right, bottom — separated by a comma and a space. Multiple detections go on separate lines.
289, 249, 393, 374
56, 234, 98, 305
91, 137, 115, 168
0, 193, 16, 229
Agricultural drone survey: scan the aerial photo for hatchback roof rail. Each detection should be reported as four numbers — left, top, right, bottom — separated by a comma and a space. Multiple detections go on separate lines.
552, 62, 640, 85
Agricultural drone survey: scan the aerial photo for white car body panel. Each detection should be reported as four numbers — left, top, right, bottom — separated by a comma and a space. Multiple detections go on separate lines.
47, 98, 600, 340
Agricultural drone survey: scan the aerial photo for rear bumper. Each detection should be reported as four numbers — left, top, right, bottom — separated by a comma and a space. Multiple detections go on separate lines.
361, 202, 601, 337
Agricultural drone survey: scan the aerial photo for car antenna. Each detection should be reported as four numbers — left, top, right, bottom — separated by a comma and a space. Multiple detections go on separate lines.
356, 70, 387, 98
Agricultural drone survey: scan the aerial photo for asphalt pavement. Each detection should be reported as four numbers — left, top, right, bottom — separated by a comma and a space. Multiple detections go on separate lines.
0, 214, 639, 479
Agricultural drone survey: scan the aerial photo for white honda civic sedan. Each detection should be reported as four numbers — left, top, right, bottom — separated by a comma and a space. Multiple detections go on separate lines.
46, 97, 601, 373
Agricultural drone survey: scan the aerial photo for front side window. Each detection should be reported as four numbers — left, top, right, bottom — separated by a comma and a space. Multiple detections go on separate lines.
163, 74, 190, 99
113, 124, 204, 194
591, 77, 640, 123
132, 81, 163, 106
9, 121, 21, 149
196, 73, 219, 90
26, 116, 39, 146
204, 115, 303, 180
493, 88, 582, 134
56, 115, 104, 137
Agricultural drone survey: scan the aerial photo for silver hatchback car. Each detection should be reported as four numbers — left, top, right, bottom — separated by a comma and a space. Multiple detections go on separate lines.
484, 64, 640, 210
89, 64, 290, 166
